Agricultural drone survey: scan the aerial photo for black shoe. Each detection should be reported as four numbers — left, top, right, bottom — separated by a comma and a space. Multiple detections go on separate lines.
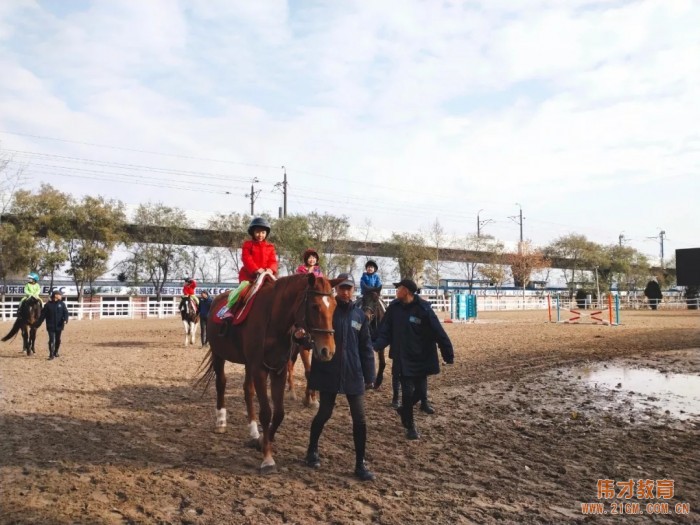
354, 461, 375, 481
54, 353, 60, 358
48, 355, 55, 360
305, 449, 320, 469
420, 403, 435, 415
406, 426, 420, 440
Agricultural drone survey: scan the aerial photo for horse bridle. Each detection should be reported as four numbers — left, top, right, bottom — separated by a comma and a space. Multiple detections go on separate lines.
294, 287, 335, 346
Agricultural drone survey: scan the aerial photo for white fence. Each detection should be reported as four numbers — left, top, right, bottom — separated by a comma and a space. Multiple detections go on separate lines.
1, 294, 696, 322
1, 296, 180, 321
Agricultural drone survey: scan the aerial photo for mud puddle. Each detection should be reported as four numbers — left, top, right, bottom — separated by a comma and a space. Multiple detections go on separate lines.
561, 350, 700, 421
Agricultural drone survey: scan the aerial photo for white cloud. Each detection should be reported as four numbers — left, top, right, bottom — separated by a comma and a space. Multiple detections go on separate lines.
0, 0, 698, 265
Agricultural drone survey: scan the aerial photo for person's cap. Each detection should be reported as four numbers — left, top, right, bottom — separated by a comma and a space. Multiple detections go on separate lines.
336, 273, 355, 287
50, 289, 62, 297
393, 279, 418, 294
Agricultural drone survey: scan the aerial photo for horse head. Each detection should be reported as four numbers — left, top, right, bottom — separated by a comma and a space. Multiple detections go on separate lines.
297, 274, 338, 362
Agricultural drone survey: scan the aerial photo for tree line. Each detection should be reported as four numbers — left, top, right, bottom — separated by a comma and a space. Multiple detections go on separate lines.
0, 184, 674, 302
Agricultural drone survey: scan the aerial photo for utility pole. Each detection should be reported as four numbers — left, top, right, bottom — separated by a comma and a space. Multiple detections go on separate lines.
619, 233, 625, 247
245, 178, 261, 215
275, 166, 288, 217
508, 203, 524, 252
646, 229, 667, 268
477, 209, 494, 238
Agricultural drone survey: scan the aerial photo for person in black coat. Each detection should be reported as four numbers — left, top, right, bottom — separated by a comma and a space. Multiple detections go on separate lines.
295, 273, 376, 481
198, 291, 213, 346
373, 279, 454, 440
34, 289, 70, 360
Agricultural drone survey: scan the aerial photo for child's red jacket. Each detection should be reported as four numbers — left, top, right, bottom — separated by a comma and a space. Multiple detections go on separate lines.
239, 240, 278, 283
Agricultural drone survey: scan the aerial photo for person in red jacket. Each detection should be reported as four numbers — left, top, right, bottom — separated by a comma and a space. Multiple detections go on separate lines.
179, 277, 199, 313
238, 217, 278, 283
220, 218, 278, 335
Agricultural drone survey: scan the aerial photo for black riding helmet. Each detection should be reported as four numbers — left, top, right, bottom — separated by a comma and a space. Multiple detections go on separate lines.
248, 217, 271, 237
365, 260, 378, 271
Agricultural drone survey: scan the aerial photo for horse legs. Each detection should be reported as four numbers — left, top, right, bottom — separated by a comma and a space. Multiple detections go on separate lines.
190, 322, 198, 345
251, 368, 276, 473
300, 347, 318, 408
244, 367, 259, 441
374, 349, 386, 389
21, 327, 30, 356
286, 355, 297, 401
183, 320, 190, 346
268, 368, 287, 443
29, 327, 36, 354
213, 354, 228, 433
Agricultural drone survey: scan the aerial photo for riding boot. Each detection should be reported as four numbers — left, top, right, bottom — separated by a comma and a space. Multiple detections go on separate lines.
54, 341, 61, 358
48, 342, 55, 360
218, 319, 230, 337
305, 445, 320, 469
391, 374, 401, 409
354, 459, 375, 481
352, 424, 374, 480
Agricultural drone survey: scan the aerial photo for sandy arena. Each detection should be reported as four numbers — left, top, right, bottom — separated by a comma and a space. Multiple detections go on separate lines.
1, 310, 698, 524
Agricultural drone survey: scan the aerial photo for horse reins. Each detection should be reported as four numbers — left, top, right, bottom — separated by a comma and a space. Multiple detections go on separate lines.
294, 287, 335, 346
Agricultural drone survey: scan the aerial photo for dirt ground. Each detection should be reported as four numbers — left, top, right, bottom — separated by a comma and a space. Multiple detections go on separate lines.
1, 310, 698, 525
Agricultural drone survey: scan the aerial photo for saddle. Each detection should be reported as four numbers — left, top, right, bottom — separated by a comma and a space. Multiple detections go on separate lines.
218, 271, 276, 326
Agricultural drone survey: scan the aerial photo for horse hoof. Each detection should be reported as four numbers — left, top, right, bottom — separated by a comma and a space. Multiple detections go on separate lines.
260, 464, 277, 475
246, 438, 262, 450
214, 426, 226, 434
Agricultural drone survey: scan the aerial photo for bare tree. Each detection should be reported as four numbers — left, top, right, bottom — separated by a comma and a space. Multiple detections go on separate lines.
124, 203, 191, 301
456, 234, 504, 293
388, 232, 429, 283
207, 212, 250, 279
424, 218, 449, 287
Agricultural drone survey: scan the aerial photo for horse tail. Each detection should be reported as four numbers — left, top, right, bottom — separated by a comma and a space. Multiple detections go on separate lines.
193, 347, 216, 396
1, 318, 22, 342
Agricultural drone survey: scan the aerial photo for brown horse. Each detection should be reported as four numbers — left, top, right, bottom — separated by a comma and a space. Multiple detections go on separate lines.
286, 343, 317, 408
198, 273, 341, 473
358, 287, 386, 388
2, 297, 42, 355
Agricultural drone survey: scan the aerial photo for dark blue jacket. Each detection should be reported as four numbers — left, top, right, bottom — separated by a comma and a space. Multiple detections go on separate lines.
199, 297, 213, 318
308, 299, 376, 395
35, 300, 69, 332
374, 296, 454, 377
360, 272, 382, 295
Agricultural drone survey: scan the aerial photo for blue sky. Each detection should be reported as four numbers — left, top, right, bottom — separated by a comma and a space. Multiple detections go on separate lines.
0, 0, 698, 267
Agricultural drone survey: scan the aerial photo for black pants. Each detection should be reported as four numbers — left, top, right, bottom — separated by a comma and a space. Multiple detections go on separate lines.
393, 372, 428, 405
399, 375, 428, 428
48, 330, 63, 356
309, 391, 367, 465
200, 317, 208, 345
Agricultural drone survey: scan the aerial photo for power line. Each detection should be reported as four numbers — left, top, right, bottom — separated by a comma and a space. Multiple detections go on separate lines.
4, 149, 276, 184
0, 129, 281, 170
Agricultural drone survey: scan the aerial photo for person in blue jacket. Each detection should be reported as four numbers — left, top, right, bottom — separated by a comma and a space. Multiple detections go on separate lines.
373, 278, 454, 440
360, 260, 382, 295
296, 273, 376, 481
34, 289, 70, 360
198, 290, 213, 346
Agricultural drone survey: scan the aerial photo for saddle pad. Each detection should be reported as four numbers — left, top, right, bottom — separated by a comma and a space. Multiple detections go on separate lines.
232, 272, 275, 325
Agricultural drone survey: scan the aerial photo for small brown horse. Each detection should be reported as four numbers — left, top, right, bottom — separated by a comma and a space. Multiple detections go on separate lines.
198, 273, 341, 473
359, 287, 386, 388
2, 297, 42, 355
286, 343, 317, 408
